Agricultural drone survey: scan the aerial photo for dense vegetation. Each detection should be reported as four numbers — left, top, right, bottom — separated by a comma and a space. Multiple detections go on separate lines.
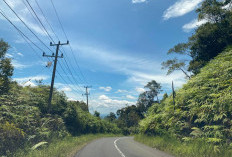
140, 47, 232, 142
162, 0, 232, 75
134, 1, 232, 156
0, 40, 120, 156
1, 0, 232, 156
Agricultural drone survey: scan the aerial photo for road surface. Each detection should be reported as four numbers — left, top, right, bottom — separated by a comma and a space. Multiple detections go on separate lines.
75, 137, 174, 157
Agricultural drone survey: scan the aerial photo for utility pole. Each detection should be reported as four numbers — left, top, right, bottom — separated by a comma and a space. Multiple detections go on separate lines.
172, 81, 175, 110
83, 86, 91, 112
43, 41, 69, 113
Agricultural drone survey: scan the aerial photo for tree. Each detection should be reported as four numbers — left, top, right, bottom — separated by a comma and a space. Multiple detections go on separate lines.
104, 112, 117, 122
162, 58, 191, 79
94, 111, 100, 118
116, 105, 142, 128
137, 80, 162, 113
161, 93, 168, 103
0, 39, 13, 95
163, 0, 232, 75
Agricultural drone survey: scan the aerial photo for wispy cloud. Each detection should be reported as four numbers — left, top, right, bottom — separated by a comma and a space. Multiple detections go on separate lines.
163, 0, 203, 20
132, 0, 147, 4
17, 52, 24, 56
135, 87, 145, 93
183, 18, 208, 32
0, 0, 51, 37
126, 95, 136, 99
72, 42, 187, 89
99, 86, 112, 92
116, 89, 128, 93
91, 94, 135, 114
60, 87, 72, 92
11, 60, 29, 69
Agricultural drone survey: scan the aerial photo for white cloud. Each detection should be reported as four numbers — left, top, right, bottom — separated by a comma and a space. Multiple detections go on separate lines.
0, 0, 51, 36
116, 89, 128, 93
11, 60, 29, 69
183, 19, 208, 32
17, 52, 24, 56
72, 42, 187, 90
135, 87, 145, 93
61, 87, 72, 92
99, 86, 112, 92
163, 0, 203, 20
128, 70, 186, 88
6, 53, 13, 58
132, 0, 146, 3
126, 95, 136, 99
97, 95, 135, 109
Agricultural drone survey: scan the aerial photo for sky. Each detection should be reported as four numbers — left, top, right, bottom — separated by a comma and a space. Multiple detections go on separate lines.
0, 0, 205, 115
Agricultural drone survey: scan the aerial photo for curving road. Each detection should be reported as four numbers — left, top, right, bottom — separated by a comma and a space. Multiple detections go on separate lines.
75, 137, 174, 157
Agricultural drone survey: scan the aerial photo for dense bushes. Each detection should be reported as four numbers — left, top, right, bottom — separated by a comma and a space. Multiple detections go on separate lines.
139, 47, 232, 146
0, 82, 120, 156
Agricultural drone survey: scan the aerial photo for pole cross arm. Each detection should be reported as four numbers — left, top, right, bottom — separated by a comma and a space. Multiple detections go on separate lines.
43, 52, 63, 58
50, 40, 69, 46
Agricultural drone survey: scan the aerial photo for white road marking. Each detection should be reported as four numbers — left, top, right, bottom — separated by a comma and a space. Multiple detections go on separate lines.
114, 138, 126, 157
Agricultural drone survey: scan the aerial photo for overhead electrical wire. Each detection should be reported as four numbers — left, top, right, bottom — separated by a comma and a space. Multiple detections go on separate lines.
0, 5, 83, 96
25, 0, 55, 43
49, 0, 90, 85
26, 0, 85, 92
21, 0, 85, 93
2, 0, 54, 53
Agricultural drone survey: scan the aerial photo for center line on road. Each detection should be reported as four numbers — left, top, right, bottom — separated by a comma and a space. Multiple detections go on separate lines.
114, 138, 126, 157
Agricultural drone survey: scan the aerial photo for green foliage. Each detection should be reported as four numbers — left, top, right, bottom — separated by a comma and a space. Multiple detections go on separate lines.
0, 122, 25, 155
139, 48, 232, 148
104, 112, 117, 122
15, 134, 121, 157
31, 142, 48, 150
134, 134, 232, 157
0, 76, 120, 156
137, 80, 162, 113
164, 0, 232, 75
0, 39, 13, 95
162, 58, 190, 78
93, 110, 100, 118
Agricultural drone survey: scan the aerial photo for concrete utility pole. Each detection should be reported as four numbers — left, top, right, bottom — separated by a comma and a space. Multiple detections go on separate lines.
43, 41, 69, 113
83, 86, 91, 112
172, 81, 175, 110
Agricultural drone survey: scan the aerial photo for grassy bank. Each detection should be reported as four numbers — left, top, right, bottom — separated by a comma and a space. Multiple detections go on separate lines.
134, 134, 232, 157
15, 134, 119, 157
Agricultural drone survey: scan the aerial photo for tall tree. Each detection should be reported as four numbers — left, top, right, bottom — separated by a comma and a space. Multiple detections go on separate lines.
94, 111, 100, 118
163, 0, 232, 75
137, 80, 162, 113
0, 39, 13, 95
104, 112, 117, 122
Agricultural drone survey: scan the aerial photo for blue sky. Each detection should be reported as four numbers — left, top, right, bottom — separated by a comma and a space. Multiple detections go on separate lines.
0, 0, 205, 115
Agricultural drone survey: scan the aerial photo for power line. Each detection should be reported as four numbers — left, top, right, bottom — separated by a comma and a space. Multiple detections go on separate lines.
21, 0, 51, 43
22, 0, 83, 92
34, 0, 59, 41
0, 8, 83, 96
2, 0, 53, 53
25, 0, 54, 43
49, 0, 89, 85
1, 1, 87, 100
50, 0, 68, 39
28, 0, 86, 90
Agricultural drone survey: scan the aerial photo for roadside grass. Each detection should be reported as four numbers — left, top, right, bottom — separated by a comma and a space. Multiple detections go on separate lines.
134, 134, 232, 157
15, 134, 120, 157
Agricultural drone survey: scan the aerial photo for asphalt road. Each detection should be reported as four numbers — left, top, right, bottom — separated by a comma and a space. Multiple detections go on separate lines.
75, 137, 174, 157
